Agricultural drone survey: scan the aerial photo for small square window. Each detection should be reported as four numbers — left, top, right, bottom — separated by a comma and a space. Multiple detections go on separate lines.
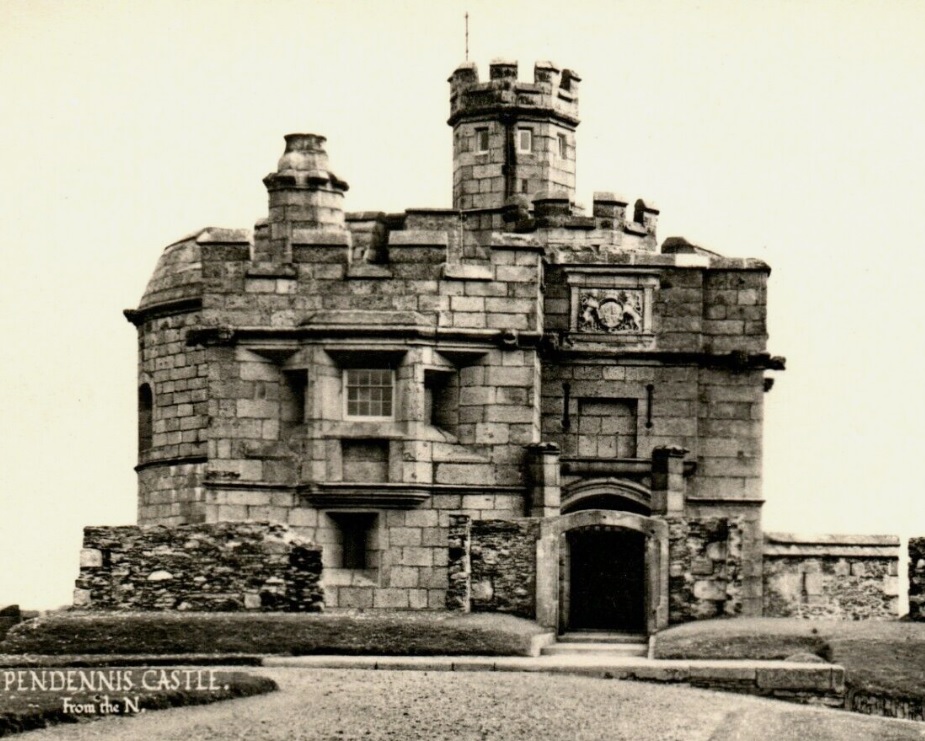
476, 128, 490, 153
517, 128, 533, 153
558, 133, 568, 158
344, 369, 394, 419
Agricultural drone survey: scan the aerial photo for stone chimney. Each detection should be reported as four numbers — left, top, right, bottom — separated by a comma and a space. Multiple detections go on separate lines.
256, 134, 349, 263
263, 134, 349, 230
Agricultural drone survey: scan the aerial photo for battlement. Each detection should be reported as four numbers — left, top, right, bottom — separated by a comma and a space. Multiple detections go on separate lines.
448, 59, 580, 126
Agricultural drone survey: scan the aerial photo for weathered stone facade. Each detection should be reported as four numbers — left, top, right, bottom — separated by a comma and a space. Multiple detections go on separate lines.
90, 58, 805, 631
907, 537, 925, 621
762, 534, 899, 620
74, 523, 322, 612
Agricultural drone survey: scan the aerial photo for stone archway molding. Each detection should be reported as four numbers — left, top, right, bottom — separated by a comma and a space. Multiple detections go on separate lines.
560, 477, 652, 515
535, 509, 669, 634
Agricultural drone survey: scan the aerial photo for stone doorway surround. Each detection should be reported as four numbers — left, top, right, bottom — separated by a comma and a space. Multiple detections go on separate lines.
535, 510, 669, 634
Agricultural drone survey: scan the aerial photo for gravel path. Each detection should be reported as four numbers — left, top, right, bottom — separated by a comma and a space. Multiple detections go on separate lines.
20, 669, 925, 741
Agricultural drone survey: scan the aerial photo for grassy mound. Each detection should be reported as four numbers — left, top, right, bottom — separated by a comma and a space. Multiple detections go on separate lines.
654, 617, 831, 661
0, 669, 276, 736
654, 618, 925, 698
0, 611, 547, 657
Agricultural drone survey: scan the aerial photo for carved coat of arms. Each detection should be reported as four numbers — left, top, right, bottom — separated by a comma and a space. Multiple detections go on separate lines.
577, 289, 644, 333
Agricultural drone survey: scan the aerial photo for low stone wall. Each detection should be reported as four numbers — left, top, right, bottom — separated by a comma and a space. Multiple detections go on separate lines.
667, 517, 743, 623
909, 537, 925, 621
848, 690, 924, 721
445, 516, 539, 618
762, 534, 899, 619
74, 522, 323, 612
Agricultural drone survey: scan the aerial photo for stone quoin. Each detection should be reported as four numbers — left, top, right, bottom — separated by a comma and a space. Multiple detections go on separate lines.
76, 59, 903, 628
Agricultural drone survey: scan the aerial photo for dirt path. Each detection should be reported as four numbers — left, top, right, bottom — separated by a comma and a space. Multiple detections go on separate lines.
19, 669, 925, 740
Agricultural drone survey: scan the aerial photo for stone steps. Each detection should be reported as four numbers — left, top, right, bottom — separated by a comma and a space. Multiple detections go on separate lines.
557, 631, 647, 644
542, 633, 649, 658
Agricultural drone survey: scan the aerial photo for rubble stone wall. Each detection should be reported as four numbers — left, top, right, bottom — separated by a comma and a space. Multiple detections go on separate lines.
445, 516, 539, 618
74, 522, 323, 612
908, 537, 925, 621
667, 516, 743, 623
763, 534, 899, 619
469, 519, 540, 618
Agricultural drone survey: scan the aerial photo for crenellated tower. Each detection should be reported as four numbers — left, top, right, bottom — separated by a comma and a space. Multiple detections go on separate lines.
448, 59, 580, 210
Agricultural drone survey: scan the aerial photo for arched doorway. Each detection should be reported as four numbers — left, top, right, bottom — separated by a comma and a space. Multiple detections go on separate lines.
565, 525, 646, 632
535, 509, 668, 635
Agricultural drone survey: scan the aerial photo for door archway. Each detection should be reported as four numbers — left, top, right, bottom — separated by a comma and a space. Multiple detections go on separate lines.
535, 509, 668, 635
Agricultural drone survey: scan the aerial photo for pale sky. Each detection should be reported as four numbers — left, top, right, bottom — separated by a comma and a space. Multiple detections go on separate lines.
2, 0, 924, 609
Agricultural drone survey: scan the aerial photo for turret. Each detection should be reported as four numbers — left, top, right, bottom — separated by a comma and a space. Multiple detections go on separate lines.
448, 60, 580, 210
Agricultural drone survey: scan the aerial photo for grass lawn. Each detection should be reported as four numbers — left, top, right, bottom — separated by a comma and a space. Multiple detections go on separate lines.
655, 618, 925, 699
0, 611, 547, 658
0, 668, 276, 736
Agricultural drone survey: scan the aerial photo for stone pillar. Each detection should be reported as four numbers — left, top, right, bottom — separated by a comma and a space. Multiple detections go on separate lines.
525, 442, 561, 518
651, 446, 687, 515
534, 525, 560, 630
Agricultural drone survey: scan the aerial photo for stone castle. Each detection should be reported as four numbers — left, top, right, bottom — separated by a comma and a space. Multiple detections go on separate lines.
75, 59, 902, 631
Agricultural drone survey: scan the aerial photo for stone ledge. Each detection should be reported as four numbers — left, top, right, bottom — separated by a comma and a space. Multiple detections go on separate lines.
764, 546, 898, 558
442, 264, 493, 281
388, 230, 448, 247
292, 229, 351, 246
765, 533, 900, 546
195, 227, 252, 245
300, 310, 433, 327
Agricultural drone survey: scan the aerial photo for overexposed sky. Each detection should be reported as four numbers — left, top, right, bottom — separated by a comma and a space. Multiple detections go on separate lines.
1, 0, 924, 608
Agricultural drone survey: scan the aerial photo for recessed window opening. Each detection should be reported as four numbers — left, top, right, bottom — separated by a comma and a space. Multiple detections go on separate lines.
521, 179, 529, 193
517, 128, 533, 153
138, 384, 153, 454
330, 513, 377, 569
424, 369, 458, 434
476, 128, 490, 153
281, 369, 308, 424
344, 369, 394, 419
558, 133, 568, 158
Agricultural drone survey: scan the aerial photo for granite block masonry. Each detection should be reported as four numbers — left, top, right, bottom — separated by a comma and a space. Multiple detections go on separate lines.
74, 523, 322, 612
77, 55, 888, 630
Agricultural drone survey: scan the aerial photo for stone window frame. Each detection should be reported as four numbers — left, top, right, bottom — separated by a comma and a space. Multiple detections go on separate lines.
328, 511, 378, 570
321, 510, 383, 590
137, 381, 154, 458
557, 132, 568, 159
343, 368, 395, 420
517, 127, 533, 154
475, 127, 490, 153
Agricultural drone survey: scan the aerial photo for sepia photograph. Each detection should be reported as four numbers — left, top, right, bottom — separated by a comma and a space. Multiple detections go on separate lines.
1, 1, 924, 737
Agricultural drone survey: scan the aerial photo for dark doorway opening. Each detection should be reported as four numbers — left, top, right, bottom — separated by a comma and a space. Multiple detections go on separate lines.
568, 527, 645, 632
